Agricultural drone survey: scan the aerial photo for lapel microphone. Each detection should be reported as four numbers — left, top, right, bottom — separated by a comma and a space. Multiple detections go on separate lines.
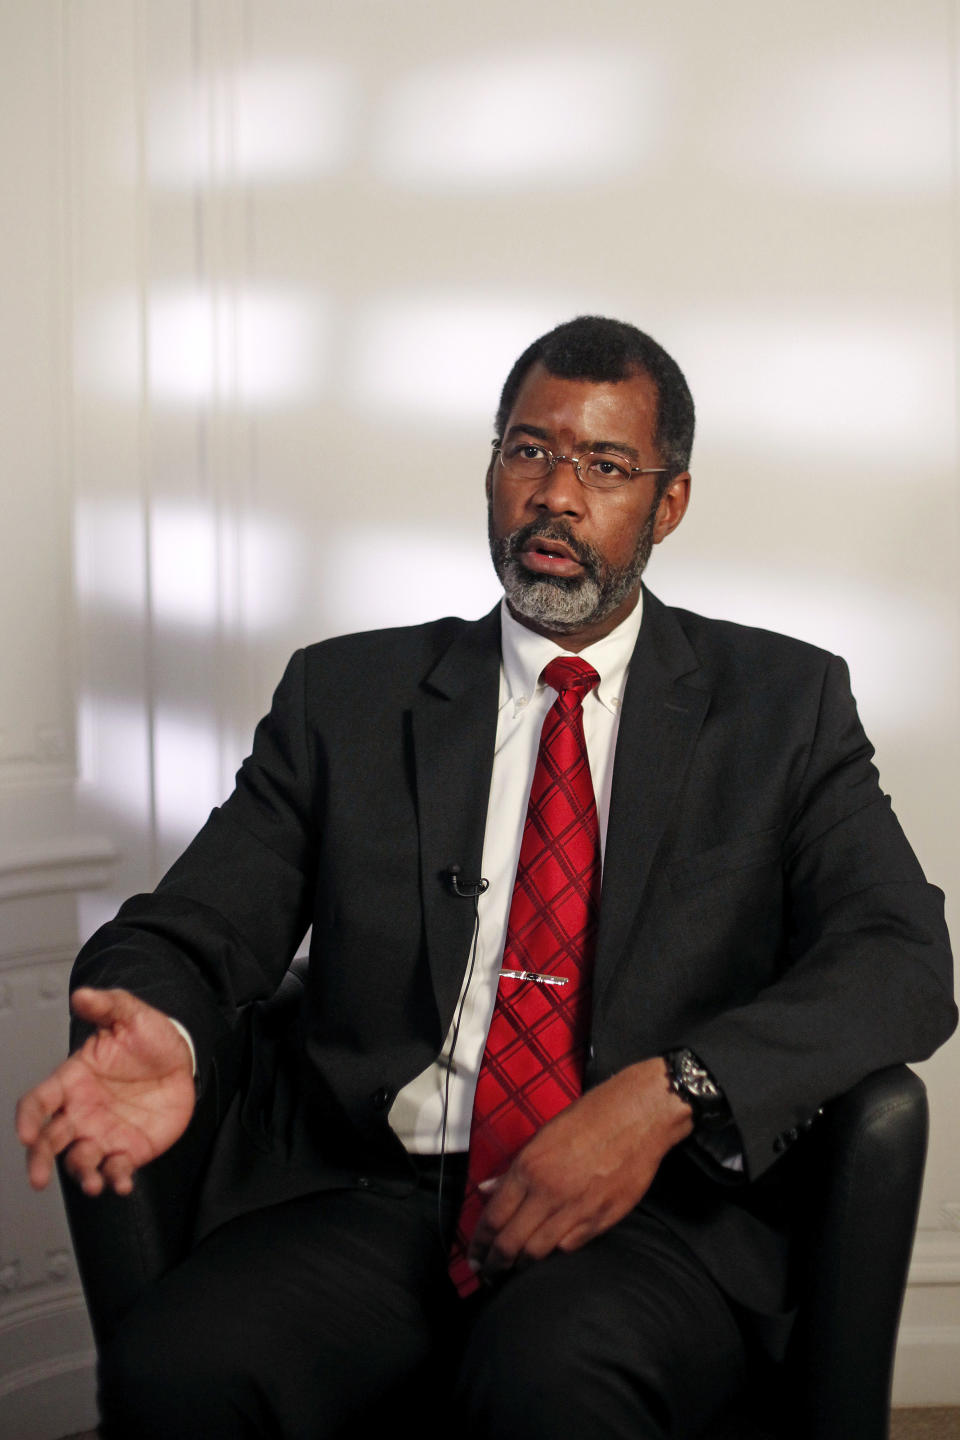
445, 864, 489, 899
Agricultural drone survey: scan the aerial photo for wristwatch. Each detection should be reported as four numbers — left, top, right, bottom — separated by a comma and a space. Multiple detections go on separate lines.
663, 1048, 731, 1131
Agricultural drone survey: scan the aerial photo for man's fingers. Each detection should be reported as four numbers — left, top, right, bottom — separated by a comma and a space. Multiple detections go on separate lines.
15, 1072, 68, 1145
64, 1140, 138, 1196
101, 1152, 136, 1195
483, 1191, 595, 1274
25, 1142, 55, 1192
468, 1172, 524, 1262
63, 1136, 109, 1195
477, 1209, 543, 1275
19, 1078, 79, 1189
475, 1168, 526, 1232
556, 1221, 596, 1253
468, 1169, 574, 1276
31, 1109, 76, 1161
16, 1093, 49, 1148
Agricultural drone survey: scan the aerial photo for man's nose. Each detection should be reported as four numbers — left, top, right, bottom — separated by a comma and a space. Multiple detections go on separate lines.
530, 456, 584, 514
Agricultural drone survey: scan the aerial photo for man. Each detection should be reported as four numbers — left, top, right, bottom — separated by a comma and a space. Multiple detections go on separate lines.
17, 316, 956, 1438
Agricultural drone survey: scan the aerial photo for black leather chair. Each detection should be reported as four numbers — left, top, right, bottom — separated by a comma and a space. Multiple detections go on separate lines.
60, 962, 928, 1439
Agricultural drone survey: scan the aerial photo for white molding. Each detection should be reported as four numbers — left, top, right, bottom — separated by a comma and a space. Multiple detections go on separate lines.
0, 835, 118, 900
0, 1345, 96, 1402
0, 1291, 97, 1439
894, 1326, 960, 1407
908, 1233, 960, 1287
894, 1235, 960, 1403
0, 1352, 97, 1440
0, 1286, 87, 1335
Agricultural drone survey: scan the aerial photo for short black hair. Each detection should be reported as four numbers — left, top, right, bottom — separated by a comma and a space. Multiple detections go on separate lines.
494, 315, 695, 474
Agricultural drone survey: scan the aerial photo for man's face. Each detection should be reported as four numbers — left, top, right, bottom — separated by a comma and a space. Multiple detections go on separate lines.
487, 363, 690, 651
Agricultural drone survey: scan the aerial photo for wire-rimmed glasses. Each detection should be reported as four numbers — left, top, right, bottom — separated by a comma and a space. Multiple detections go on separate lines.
492, 440, 668, 492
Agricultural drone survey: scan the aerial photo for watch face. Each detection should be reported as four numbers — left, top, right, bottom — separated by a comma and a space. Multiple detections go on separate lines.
688, 1072, 721, 1103
672, 1050, 725, 1115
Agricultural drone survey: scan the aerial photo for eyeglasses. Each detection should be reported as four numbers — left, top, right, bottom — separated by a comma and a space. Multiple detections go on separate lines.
492, 440, 668, 492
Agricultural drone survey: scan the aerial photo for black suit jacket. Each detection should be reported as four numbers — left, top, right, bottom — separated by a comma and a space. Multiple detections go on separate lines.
73, 588, 956, 1318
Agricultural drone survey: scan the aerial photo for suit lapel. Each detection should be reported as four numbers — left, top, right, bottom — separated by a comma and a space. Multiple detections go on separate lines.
410, 607, 502, 1029
593, 589, 711, 1012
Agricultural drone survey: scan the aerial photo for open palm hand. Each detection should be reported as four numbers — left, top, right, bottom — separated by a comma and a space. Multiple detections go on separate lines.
15, 987, 196, 1196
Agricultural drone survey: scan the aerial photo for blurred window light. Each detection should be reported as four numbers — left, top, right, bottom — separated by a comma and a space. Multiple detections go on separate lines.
717, 52, 950, 192
237, 290, 329, 404
221, 513, 304, 633
76, 693, 151, 819
373, 51, 668, 187
348, 294, 601, 422
146, 286, 327, 407
75, 494, 303, 635
146, 76, 206, 188
234, 62, 356, 182
76, 292, 140, 398
148, 289, 214, 404
153, 707, 222, 846
74, 498, 145, 612
148, 63, 355, 186
672, 307, 953, 466
321, 527, 501, 633
150, 501, 218, 629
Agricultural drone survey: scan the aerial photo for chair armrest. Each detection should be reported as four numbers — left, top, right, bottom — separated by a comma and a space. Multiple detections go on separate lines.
57, 1031, 239, 1348
785, 1065, 928, 1440
59, 957, 309, 1348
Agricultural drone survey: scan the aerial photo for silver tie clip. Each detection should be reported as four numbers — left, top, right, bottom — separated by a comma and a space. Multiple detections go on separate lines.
499, 968, 569, 987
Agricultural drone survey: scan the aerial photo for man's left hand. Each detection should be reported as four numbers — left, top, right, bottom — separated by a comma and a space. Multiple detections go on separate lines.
467, 1056, 694, 1281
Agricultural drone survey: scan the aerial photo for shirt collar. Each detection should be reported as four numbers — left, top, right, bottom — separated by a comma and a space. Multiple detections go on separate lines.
499, 593, 644, 717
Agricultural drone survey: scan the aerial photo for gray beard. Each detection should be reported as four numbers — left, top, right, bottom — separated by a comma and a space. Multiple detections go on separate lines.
487, 507, 656, 635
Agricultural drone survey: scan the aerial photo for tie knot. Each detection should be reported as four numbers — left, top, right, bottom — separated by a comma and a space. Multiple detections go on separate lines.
541, 656, 600, 701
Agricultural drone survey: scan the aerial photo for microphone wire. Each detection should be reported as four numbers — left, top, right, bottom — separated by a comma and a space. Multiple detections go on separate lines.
436, 887, 483, 1255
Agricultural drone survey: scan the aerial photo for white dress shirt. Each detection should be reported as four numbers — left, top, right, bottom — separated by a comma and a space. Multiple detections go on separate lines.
388, 596, 644, 1153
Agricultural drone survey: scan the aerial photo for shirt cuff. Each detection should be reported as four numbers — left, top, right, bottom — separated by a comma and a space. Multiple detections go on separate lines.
167, 1016, 198, 1078
694, 1124, 744, 1173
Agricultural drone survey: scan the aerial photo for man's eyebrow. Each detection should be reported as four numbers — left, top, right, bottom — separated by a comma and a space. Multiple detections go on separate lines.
504, 423, 552, 443
592, 439, 640, 461
505, 423, 640, 462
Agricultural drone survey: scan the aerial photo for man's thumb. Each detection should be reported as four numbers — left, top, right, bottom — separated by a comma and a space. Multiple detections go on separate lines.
69, 987, 139, 1028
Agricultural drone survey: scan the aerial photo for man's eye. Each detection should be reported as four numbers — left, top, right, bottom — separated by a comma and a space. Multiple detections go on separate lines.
584, 455, 630, 481
507, 444, 547, 462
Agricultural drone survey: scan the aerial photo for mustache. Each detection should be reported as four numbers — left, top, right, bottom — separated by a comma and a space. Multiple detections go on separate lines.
503, 520, 600, 572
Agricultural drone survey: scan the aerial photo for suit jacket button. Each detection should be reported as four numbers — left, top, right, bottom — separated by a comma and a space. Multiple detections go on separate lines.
372, 1086, 393, 1110
773, 1135, 786, 1154
357, 1176, 371, 1189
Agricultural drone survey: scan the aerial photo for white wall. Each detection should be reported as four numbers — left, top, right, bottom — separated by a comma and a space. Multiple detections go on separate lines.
1, 1, 957, 1431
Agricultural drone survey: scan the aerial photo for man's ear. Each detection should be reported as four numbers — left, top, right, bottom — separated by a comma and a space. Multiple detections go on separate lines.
653, 472, 691, 544
485, 451, 497, 500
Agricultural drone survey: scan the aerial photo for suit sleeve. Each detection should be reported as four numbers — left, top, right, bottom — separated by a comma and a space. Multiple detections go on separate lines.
71, 649, 318, 1086
681, 654, 956, 1182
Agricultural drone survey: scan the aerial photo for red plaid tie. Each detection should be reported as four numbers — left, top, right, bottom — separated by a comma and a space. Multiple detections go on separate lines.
448, 655, 601, 1296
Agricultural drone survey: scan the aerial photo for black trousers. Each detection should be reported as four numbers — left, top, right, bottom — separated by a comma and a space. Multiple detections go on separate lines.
99, 1164, 747, 1440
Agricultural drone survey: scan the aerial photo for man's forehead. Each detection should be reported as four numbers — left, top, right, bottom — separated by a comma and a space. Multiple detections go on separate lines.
502, 363, 659, 446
